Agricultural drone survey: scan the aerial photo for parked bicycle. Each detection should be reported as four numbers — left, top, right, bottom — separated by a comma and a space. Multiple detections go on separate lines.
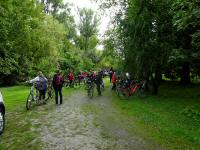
116, 80, 147, 100
26, 83, 40, 110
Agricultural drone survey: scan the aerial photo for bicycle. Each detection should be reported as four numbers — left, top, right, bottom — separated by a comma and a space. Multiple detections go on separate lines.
26, 83, 40, 110
65, 79, 79, 88
116, 80, 147, 100
100, 80, 104, 91
86, 80, 94, 99
46, 81, 54, 101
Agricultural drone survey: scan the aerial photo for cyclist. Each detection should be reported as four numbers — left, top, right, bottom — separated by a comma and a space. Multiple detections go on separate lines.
94, 71, 103, 96
29, 71, 48, 104
85, 72, 95, 88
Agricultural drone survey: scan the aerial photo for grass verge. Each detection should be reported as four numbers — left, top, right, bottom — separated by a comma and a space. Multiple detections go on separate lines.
112, 81, 200, 149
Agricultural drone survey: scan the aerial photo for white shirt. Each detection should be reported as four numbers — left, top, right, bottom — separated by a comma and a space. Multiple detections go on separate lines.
29, 76, 47, 83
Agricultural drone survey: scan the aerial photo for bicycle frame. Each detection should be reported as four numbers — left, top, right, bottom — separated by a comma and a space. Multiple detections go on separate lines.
30, 84, 39, 101
26, 83, 39, 110
86, 81, 94, 99
117, 80, 145, 100
129, 83, 141, 95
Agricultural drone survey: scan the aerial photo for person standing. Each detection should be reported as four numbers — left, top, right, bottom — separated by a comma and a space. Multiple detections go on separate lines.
52, 70, 64, 105
68, 70, 74, 87
109, 67, 113, 83
112, 71, 117, 90
29, 71, 48, 104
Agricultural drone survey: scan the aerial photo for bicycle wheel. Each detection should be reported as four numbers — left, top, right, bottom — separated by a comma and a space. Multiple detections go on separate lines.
101, 83, 104, 91
88, 87, 93, 99
137, 87, 148, 98
46, 89, 54, 101
73, 81, 79, 88
26, 94, 32, 110
0, 109, 5, 135
116, 87, 129, 100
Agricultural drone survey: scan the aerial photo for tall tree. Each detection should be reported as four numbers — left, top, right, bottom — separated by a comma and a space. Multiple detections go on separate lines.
77, 8, 99, 52
170, 0, 200, 84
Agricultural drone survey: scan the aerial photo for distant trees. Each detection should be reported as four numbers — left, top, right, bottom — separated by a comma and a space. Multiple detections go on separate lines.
0, 1, 101, 85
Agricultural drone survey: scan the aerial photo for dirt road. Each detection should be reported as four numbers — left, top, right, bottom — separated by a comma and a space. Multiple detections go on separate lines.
39, 86, 162, 150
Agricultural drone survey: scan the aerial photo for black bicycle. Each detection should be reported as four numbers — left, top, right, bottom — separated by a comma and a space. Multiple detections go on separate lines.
86, 80, 94, 99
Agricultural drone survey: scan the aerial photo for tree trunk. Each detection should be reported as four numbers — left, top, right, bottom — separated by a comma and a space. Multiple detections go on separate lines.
152, 67, 162, 95
180, 63, 190, 85
152, 80, 158, 95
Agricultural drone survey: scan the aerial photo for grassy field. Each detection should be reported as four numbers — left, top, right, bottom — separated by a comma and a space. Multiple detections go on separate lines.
0, 81, 200, 149
112, 81, 200, 149
0, 85, 73, 150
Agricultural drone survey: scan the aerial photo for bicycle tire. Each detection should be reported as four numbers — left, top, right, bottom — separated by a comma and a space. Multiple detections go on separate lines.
116, 87, 129, 100
73, 81, 79, 88
88, 88, 93, 99
26, 94, 32, 110
137, 87, 148, 98
46, 89, 54, 101
0, 110, 5, 135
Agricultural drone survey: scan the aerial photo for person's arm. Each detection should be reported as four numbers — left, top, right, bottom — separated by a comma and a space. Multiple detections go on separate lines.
43, 76, 48, 82
29, 76, 39, 83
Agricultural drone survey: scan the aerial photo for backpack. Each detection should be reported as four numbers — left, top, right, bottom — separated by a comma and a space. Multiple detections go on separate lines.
55, 75, 63, 86
36, 77, 47, 90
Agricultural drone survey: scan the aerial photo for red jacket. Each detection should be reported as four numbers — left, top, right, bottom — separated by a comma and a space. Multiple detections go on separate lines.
68, 72, 74, 81
112, 73, 117, 84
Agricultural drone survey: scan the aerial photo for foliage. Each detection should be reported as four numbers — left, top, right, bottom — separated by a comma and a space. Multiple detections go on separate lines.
0, 0, 102, 85
98, 0, 200, 94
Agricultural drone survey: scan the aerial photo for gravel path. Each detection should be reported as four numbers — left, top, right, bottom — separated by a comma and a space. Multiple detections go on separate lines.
39, 86, 162, 150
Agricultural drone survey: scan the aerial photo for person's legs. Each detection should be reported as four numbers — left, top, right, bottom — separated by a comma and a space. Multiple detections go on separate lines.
54, 87, 58, 104
43, 89, 46, 104
96, 83, 101, 96
112, 83, 116, 90
58, 86, 63, 104
39, 90, 42, 100
69, 80, 72, 87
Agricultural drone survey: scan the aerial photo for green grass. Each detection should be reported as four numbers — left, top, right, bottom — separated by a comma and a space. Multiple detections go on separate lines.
0, 85, 73, 150
0, 86, 30, 111
112, 81, 200, 149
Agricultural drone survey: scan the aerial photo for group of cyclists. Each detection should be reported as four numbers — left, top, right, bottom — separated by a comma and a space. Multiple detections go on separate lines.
27, 66, 145, 106
28, 69, 106, 105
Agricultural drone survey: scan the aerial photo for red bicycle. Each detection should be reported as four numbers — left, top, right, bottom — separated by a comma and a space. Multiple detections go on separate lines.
116, 80, 147, 100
